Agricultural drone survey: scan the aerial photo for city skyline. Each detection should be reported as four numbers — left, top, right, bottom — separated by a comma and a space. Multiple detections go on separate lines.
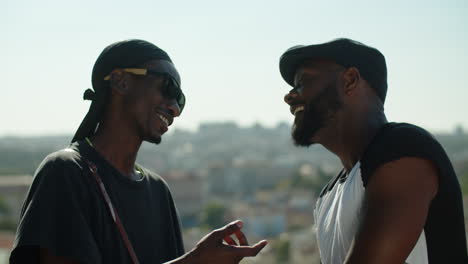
3, 0, 467, 136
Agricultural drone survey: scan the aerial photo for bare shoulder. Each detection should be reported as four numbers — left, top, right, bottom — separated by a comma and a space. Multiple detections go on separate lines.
366, 157, 439, 200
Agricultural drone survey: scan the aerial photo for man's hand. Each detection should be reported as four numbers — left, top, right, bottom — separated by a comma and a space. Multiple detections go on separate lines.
167, 220, 268, 264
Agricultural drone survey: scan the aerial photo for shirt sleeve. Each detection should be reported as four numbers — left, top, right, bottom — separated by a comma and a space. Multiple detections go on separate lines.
10, 152, 101, 264
360, 124, 445, 187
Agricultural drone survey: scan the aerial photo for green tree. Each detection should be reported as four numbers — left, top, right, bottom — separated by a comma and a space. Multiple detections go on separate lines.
460, 170, 468, 195
273, 236, 290, 264
0, 196, 10, 215
200, 202, 226, 229
0, 218, 17, 231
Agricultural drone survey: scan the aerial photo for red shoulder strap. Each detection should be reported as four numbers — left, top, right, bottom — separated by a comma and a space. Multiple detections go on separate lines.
84, 159, 140, 264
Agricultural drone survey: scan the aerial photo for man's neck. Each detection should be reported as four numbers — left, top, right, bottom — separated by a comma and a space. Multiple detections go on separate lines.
90, 127, 143, 179
320, 112, 388, 172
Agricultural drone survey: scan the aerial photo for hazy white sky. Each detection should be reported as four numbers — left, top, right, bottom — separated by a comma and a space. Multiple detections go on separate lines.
2, 0, 467, 136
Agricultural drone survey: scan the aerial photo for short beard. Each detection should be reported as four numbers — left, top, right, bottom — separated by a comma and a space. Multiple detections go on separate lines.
147, 136, 162, 145
292, 80, 343, 147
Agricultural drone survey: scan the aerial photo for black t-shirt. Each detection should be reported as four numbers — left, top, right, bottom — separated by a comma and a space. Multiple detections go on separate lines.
317, 122, 467, 263
10, 141, 185, 264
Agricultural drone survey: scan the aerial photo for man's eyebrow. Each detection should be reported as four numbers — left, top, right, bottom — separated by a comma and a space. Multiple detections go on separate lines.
295, 69, 319, 83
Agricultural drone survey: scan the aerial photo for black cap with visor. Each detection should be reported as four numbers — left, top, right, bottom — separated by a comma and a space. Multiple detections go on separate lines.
279, 38, 388, 103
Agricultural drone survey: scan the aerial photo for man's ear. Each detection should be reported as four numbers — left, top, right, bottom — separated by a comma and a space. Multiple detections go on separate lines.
343, 67, 361, 96
109, 70, 130, 95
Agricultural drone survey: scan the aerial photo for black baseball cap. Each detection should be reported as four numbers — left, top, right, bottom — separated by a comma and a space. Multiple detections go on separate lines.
279, 38, 388, 103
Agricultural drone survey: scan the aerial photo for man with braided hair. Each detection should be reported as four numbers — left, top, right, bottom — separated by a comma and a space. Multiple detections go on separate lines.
10, 39, 267, 264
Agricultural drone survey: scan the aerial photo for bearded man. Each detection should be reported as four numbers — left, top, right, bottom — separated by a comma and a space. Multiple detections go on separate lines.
280, 38, 467, 264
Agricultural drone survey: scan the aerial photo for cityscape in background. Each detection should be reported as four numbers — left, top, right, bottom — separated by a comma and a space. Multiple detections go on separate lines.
0, 122, 467, 263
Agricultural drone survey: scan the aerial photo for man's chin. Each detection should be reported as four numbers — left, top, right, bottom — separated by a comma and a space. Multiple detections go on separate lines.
292, 126, 315, 147
292, 135, 316, 147
146, 135, 162, 145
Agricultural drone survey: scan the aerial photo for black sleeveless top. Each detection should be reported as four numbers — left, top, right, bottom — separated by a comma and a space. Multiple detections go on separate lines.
316, 122, 467, 264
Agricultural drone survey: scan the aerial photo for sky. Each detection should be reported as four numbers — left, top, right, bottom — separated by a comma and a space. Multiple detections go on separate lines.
2, 0, 467, 136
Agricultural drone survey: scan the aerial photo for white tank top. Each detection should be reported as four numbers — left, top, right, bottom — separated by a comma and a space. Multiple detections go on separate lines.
314, 161, 428, 264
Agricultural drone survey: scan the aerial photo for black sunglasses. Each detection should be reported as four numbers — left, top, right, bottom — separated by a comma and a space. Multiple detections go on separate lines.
104, 68, 186, 113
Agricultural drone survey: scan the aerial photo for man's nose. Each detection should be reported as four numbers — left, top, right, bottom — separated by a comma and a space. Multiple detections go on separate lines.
168, 100, 181, 117
284, 90, 298, 105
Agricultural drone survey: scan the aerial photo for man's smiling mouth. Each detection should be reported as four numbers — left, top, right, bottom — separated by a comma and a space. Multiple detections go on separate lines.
157, 114, 169, 126
293, 105, 305, 116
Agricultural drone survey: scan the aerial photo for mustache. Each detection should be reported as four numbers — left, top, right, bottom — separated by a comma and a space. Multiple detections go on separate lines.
291, 80, 344, 147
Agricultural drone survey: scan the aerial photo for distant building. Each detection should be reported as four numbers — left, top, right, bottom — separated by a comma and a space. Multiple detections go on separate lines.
455, 124, 465, 136
287, 190, 316, 230
163, 171, 204, 227
229, 202, 287, 237
0, 175, 32, 222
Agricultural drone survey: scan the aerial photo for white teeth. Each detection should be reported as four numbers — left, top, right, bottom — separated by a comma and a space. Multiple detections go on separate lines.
294, 106, 305, 115
158, 114, 169, 126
